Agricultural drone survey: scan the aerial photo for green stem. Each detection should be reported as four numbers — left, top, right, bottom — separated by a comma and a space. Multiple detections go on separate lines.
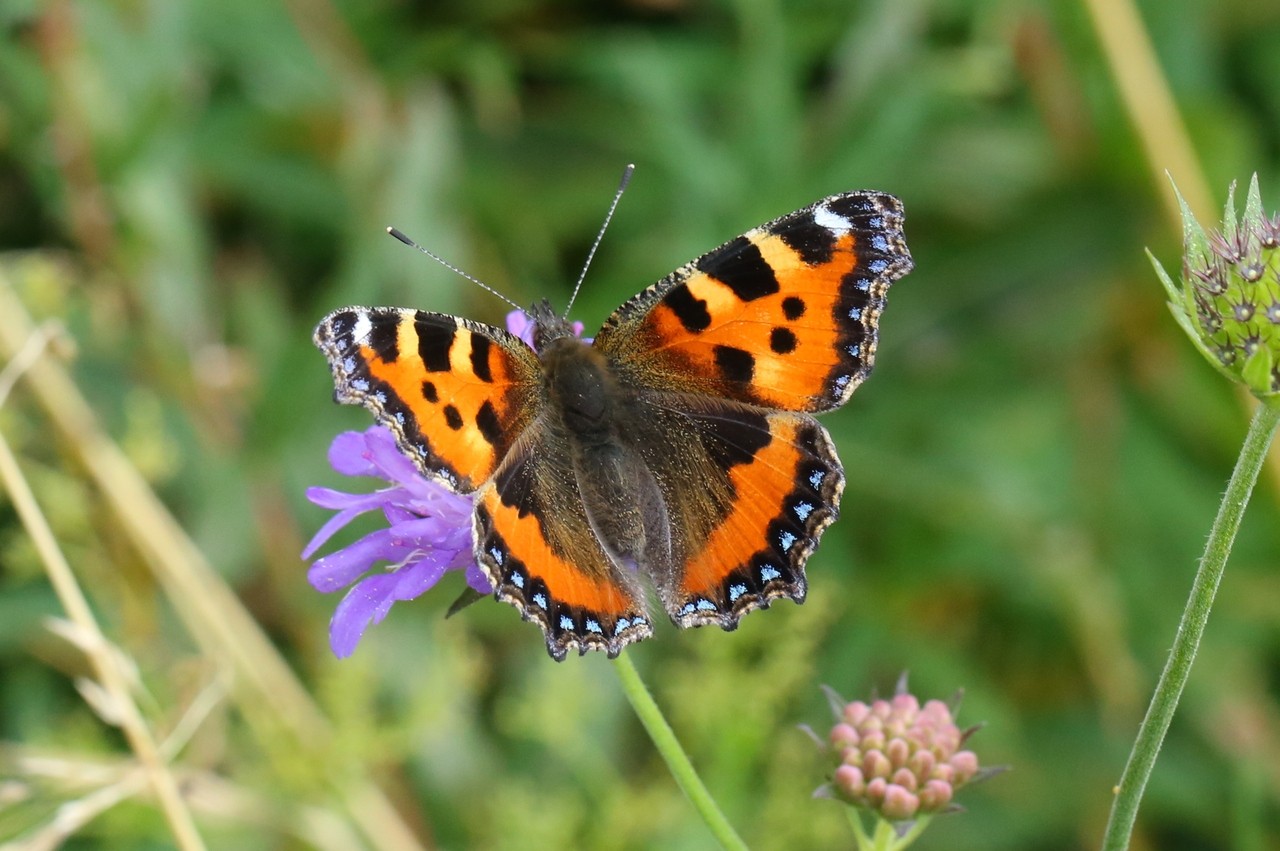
852, 812, 933, 851
612, 653, 748, 851
846, 809, 874, 851
892, 815, 933, 849
1102, 399, 1280, 849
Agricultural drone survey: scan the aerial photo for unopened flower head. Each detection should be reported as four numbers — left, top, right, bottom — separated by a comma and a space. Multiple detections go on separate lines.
816, 681, 981, 826
1154, 175, 1280, 398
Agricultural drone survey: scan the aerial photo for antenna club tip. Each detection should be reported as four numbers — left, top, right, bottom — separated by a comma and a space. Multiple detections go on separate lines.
387, 227, 414, 246
618, 163, 635, 190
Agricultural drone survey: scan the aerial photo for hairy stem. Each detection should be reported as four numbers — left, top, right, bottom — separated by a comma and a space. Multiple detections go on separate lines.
1102, 399, 1280, 848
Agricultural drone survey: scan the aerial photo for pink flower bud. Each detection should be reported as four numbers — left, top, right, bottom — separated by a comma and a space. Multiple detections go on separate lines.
815, 677, 987, 827
919, 779, 953, 811
861, 728, 886, 752
865, 777, 888, 807
880, 784, 920, 821
843, 701, 870, 725
863, 749, 892, 779
909, 749, 937, 779
829, 722, 859, 748
886, 736, 910, 768
834, 764, 865, 798
950, 750, 979, 783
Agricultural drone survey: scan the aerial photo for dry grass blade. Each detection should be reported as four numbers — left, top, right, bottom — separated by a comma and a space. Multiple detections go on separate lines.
0, 427, 204, 848
0, 269, 425, 851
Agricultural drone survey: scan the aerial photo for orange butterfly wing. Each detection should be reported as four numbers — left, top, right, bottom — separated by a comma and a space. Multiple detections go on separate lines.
473, 426, 653, 661
314, 308, 540, 491
617, 395, 845, 629
596, 192, 912, 413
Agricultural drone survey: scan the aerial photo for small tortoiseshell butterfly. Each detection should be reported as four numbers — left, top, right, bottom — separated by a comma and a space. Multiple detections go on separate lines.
314, 187, 913, 660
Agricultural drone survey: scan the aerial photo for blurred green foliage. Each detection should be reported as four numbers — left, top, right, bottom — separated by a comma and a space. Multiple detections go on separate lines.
2, 0, 1280, 848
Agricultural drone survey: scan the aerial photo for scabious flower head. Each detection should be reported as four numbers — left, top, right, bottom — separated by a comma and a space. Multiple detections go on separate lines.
302, 425, 489, 657
1154, 175, 1280, 398
303, 310, 578, 657
812, 677, 985, 836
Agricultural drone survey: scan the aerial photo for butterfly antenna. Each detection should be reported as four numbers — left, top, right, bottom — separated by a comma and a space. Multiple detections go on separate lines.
386, 227, 523, 313
563, 163, 635, 318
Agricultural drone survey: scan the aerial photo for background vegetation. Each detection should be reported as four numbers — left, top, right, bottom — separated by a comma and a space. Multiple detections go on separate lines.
2, 0, 1279, 848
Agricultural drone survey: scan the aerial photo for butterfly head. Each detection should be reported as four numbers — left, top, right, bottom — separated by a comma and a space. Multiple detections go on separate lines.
527, 298, 581, 351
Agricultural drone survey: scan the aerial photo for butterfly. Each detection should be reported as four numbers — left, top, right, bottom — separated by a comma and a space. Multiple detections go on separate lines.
314, 190, 913, 660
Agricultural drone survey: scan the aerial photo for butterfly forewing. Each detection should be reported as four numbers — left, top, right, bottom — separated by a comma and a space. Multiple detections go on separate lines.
596, 191, 913, 413
314, 308, 541, 491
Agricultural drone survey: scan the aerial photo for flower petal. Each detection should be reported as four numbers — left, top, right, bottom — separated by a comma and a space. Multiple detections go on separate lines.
364, 427, 431, 485
307, 526, 410, 591
506, 310, 535, 346
464, 560, 493, 594
327, 430, 382, 477
306, 423, 488, 658
302, 504, 367, 560
327, 555, 452, 657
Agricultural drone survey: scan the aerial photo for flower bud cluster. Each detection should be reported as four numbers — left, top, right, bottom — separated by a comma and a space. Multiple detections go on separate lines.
1157, 175, 1280, 398
824, 692, 978, 823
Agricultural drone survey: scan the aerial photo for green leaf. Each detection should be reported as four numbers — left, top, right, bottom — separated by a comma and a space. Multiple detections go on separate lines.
1165, 303, 1241, 386
1147, 248, 1182, 306
1223, 179, 1239, 244
1170, 176, 1210, 270
1244, 173, 1265, 239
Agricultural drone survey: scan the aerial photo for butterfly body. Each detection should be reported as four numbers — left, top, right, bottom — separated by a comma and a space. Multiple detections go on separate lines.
315, 191, 913, 660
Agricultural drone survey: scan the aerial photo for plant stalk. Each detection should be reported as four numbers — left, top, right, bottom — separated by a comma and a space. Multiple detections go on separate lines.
612, 653, 748, 851
1102, 399, 1280, 848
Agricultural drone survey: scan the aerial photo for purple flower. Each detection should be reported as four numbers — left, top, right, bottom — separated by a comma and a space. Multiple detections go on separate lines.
505, 310, 538, 346
302, 426, 489, 656
506, 309, 585, 346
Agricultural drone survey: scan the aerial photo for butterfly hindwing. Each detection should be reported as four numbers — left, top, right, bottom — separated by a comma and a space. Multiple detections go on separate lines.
315, 307, 540, 491
624, 394, 845, 628
595, 191, 912, 413
473, 426, 653, 660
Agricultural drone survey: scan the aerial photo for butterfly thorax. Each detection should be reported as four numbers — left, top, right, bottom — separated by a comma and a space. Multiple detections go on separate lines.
540, 335, 623, 447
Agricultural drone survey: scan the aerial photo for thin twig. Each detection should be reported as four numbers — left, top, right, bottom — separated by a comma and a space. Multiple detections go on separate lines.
1101, 400, 1280, 848
612, 653, 749, 851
